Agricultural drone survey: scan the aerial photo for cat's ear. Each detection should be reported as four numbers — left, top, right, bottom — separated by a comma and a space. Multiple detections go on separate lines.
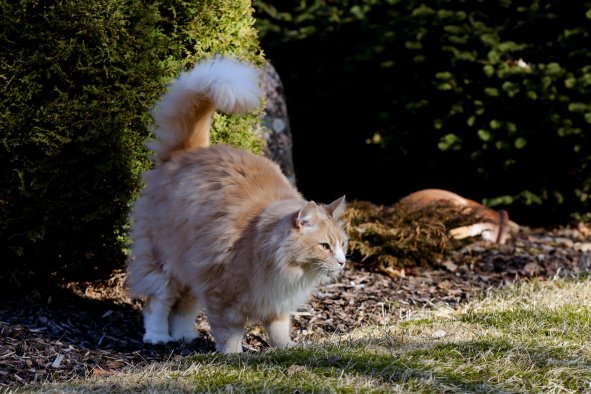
294, 201, 318, 231
325, 195, 346, 219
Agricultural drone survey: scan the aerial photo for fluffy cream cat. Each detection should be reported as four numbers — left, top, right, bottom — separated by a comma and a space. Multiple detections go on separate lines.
126, 57, 348, 353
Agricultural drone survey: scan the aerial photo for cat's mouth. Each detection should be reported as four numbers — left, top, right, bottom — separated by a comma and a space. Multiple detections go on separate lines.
324, 261, 346, 275
300, 259, 346, 278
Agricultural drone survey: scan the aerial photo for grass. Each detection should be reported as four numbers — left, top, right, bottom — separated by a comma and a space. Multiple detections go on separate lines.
23, 278, 591, 393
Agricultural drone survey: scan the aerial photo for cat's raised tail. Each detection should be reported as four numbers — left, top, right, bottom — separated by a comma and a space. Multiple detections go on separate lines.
148, 57, 262, 162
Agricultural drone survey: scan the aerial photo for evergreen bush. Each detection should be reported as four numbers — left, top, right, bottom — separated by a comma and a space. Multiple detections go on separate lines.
0, 0, 264, 286
255, 0, 591, 224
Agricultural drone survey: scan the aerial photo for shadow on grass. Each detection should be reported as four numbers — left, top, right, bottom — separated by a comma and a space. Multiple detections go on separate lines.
55, 334, 591, 393
10, 284, 591, 391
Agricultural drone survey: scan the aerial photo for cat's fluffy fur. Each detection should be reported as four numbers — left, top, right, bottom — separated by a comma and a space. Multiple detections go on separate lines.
127, 57, 348, 353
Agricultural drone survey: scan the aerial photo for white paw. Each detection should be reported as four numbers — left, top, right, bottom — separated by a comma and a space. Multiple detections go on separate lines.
143, 332, 173, 344
217, 340, 244, 354
275, 340, 296, 349
170, 330, 198, 343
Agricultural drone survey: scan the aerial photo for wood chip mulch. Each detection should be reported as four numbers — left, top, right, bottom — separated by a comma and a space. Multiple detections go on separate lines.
1, 224, 590, 390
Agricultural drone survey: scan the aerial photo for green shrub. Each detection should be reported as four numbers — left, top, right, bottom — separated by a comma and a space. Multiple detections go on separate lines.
0, 0, 264, 286
255, 0, 591, 225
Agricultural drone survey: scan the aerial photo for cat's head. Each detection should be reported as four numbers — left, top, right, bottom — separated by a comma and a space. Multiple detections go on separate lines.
291, 196, 349, 277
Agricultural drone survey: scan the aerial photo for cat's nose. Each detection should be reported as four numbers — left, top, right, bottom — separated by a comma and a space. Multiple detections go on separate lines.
335, 246, 346, 267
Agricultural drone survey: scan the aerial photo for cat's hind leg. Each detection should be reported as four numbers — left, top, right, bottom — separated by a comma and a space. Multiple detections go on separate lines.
128, 221, 174, 344
169, 292, 200, 343
264, 315, 296, 349
143, 289, 176, 344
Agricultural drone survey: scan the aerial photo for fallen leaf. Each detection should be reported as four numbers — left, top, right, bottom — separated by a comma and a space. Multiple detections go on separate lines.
106, 360, 125, 369
523, 262, 542, 276
91, 368, 104, 377
438, 280, 453, 290
51, 354, 64, 369
442, 260, 458, 272
575, 242, 591, 252
578, 222, 590, 238
379, 265, 405, 279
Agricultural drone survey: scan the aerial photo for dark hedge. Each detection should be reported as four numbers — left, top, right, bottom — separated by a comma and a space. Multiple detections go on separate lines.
255, 0, 591, 225
0, 0, 264, 286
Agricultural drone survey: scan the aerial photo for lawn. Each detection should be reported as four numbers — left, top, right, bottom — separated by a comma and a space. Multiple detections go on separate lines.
33, 277, 591, 393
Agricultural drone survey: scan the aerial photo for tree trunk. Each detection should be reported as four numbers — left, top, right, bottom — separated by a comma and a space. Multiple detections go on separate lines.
261, 61, 296, 185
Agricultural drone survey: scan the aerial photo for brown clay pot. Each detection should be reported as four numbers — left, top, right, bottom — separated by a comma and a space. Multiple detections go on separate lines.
399, 189, 516, 244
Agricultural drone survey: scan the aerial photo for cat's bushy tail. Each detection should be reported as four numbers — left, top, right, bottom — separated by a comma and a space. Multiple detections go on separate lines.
148, 57, 261, 162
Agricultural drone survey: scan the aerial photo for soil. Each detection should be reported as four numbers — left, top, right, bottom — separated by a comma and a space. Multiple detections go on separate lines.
1, 220, 590, 390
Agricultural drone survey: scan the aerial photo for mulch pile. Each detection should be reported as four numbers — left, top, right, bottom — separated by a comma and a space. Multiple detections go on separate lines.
1, 209, 590, 390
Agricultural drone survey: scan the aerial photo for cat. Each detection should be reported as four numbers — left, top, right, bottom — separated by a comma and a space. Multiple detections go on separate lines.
126, 57, 348, 353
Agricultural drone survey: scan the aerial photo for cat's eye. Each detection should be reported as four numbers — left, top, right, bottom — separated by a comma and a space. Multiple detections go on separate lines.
320, 242, 331, 251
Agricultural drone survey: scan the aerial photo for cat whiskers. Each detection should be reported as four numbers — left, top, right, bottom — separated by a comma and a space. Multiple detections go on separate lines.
310, 263, 331, 278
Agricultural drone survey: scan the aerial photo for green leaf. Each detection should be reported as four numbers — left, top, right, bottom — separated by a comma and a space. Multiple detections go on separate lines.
545, 62, 564, 76
564, 78, 576, 89
502, 81, 520, 97
484, 195, 515, 207
438, 10, 454, 19
437, 82, 453, 90
480, 34, 498, 47
438, 133, 462, 151
514, 137, 527, 149
568, 103, 589, 113
520, 190, 543, 205
412, 5, 435, 17
488, 49, 501, 62
405, 41, 423, 50
495, 140, 509, 150
478, 129, 492, 141
485, 87, 500, 97
489, 119, 503, 129
435, 72, 454, 80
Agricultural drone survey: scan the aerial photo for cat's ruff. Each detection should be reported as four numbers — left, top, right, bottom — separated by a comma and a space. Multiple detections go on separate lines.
127, 57, 348, 353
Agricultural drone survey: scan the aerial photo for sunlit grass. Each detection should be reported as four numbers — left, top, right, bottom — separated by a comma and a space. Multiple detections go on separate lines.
28, 278, 591, 393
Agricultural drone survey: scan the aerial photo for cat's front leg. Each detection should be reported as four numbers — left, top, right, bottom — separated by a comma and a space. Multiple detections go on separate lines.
210, 325, 245, 353
264, 315, 296, 349
208, 309, 245, 353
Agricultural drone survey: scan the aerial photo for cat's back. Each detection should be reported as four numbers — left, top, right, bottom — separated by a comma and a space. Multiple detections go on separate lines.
135, 144, 302, 274
142, 144, 301, 220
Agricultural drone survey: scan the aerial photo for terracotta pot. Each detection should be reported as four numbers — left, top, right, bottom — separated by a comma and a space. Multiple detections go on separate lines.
399, 189, 516, 244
